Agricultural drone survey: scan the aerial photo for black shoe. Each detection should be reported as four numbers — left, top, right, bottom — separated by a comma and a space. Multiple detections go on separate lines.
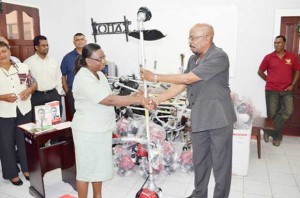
273, 139, 281, 147
263, 131, 269, 143
23, 172, 30, 181
10, 178, 23, 186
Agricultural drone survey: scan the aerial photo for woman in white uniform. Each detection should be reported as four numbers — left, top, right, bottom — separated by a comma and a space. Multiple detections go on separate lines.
0, 41, 37, 185
72, 43, 150, 198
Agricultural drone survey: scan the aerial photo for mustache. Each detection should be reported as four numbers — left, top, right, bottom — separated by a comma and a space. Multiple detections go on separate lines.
189, 46, 198, 55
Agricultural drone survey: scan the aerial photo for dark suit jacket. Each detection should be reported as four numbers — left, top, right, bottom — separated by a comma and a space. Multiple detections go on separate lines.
185, 43, 237, 132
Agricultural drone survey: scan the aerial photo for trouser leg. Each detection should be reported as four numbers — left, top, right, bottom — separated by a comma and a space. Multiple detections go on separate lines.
190, 124, 233, 198
265, 91, 280, 137
265, 90, 293, 140
15, 108, 31, 172
67, 89, 75, 115
211, 124, 233, 198
0, 117, 20, 179
190, 130, 212, 198
273, 91, 293, 140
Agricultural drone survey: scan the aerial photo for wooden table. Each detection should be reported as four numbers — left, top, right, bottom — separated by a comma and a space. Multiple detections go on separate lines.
251, 117, 274, 159
22, 125, 76, 198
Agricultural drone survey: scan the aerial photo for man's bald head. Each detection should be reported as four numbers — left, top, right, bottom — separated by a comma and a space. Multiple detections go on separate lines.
188, 23, 214, 56
191, 23, 214, 42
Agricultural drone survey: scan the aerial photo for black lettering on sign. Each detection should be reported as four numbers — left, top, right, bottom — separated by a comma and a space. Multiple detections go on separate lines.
115, 23, 123, 33
94, 22, 131, 35
91, 17, 132, 42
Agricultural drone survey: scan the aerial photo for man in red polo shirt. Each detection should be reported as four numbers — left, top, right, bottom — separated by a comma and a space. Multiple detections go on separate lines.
258, 35, 300, 146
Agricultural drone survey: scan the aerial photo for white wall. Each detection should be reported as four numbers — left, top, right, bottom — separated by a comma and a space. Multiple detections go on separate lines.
88, 4, 238, 75
3, 0, 300, 116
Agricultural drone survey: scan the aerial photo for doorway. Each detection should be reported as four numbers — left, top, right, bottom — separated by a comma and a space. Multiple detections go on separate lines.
0, 2, 40, 61
280, 16, 300, 135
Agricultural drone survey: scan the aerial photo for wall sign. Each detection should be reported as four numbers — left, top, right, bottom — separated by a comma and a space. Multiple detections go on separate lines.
91, 16, 131, 42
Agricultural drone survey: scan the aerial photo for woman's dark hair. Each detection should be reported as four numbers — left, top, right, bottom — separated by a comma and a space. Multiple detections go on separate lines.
0, 41, 10, 49
74, 43, 101, 74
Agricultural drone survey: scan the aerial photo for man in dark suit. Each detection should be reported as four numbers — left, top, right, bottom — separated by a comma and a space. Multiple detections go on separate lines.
141, 23, 236, 198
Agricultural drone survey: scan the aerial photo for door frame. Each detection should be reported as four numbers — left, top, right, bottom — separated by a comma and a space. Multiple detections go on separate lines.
274, 9, 300, 38
274, 9, 300, 135
0, 2, 40, 61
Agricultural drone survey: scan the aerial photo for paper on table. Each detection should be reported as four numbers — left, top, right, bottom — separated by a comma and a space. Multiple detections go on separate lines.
55, 121, 71, 130
18, 122, 55, 134
18, 121, 71, 134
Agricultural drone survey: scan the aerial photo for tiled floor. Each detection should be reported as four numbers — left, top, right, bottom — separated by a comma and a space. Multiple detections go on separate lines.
1, 136, 300, 198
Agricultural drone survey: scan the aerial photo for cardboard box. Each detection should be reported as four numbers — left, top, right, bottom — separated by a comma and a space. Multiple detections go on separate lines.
232, 128, 251, 176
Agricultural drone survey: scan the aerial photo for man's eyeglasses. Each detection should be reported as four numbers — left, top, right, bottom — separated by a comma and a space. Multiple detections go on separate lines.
188, 35, 207, 42
0, 64, 19, 77
89, 56, 106, 62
